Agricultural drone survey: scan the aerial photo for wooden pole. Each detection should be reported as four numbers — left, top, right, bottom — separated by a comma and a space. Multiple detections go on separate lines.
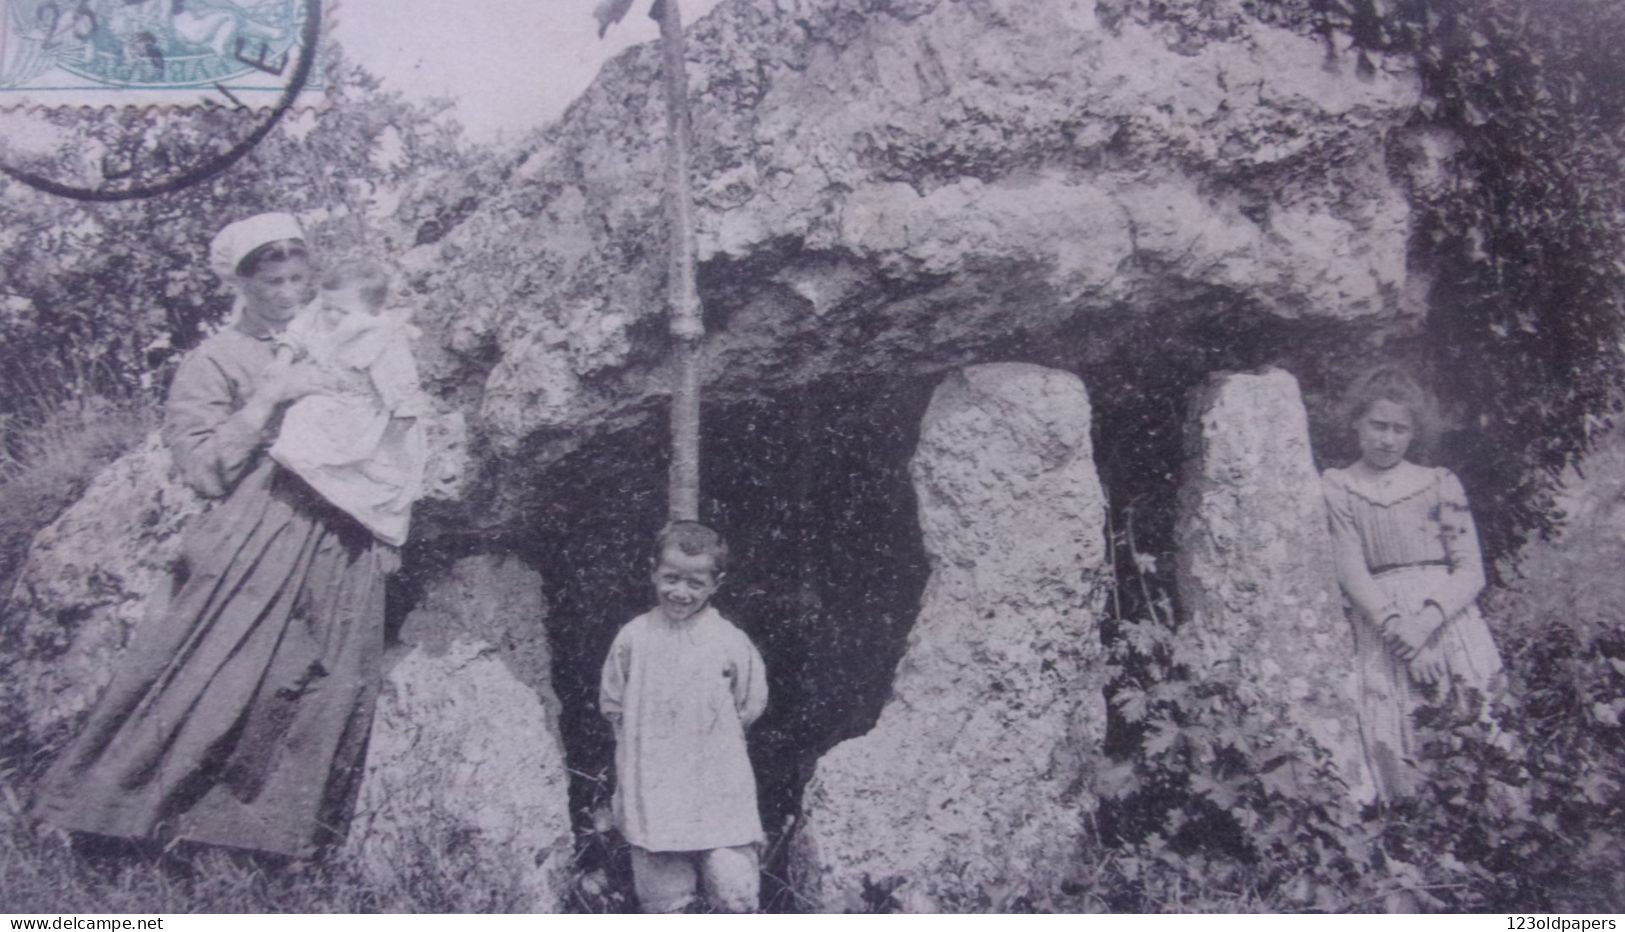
653, 0, 703, 522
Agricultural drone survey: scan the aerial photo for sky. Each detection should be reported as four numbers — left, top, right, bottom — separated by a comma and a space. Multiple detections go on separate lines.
335, 0, 728, 145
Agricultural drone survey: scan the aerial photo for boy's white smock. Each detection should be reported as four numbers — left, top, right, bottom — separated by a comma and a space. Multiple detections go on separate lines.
269, 307, 429, 547
600, 606, 768, 852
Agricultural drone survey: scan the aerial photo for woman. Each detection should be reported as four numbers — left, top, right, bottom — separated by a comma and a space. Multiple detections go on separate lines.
32, 213, 395, 858
1320, 364, 1504, 800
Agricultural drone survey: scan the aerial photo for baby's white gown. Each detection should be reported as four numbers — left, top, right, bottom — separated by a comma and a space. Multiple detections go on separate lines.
269, 308, 429, 547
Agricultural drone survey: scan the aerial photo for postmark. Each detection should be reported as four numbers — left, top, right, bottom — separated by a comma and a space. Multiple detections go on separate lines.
0, 0, 326, 104
0, 0, 327, 201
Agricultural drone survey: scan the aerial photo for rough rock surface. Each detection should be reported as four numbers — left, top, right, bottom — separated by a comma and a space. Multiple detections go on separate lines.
790, 363, 1108, 912
344, 553, 571, 911
4, 0, 1440, 901
1173, 367, 1368, 802
1, 408, 468, 751
1, 433, 205, 747
404, 0, 1425, 524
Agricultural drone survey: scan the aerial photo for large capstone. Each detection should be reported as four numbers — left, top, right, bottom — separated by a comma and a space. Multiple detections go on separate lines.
343, 553, 572, 911
789, 362, 1109, 912
401, 0, 1427, 532
1173, 367, 1368, 803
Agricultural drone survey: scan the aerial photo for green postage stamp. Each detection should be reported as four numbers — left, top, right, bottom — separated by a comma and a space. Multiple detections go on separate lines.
0, 0, 326, 107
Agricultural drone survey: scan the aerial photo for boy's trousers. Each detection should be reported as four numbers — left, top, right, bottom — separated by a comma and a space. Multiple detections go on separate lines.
630, 844, 759, 913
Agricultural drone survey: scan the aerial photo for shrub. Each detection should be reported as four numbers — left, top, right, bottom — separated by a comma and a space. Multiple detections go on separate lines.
1381, 441, 1625, 911
1092, 464, 1625, 914
1095, 515, 1381, 912
0, 60, 477, 427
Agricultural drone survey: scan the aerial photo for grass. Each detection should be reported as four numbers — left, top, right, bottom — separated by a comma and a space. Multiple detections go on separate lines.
0, 779, 572, 914
0, 811, 409, 914
0, 788, 1339, 915
0, 381, 590, 915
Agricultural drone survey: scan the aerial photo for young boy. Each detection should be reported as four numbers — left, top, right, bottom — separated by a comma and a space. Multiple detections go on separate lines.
599, 521, 769, 913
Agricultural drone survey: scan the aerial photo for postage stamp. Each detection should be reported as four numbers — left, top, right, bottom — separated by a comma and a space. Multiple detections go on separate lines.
0, 0, 331, 200
0, 0, 328, 108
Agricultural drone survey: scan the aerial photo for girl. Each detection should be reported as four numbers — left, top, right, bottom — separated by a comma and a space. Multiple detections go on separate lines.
1321, 365, 1504, 800
33, 213, 395, 858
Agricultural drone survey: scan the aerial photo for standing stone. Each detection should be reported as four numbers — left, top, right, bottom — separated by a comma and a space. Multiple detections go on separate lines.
791, 362, 1109, 912
1174, 367, 1369, 803
343, 553, 572, 911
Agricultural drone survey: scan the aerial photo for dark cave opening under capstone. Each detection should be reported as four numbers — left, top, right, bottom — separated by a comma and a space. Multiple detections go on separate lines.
521, 376, 939, 860
379, 302, 1378, 908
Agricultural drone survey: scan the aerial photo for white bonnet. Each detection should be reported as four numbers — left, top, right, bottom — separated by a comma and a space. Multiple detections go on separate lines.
209, 212, 305, 281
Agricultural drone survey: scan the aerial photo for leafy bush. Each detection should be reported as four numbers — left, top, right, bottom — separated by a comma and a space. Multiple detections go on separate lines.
1080, 3, 1625, 907
1095, 516, 1381, 912
1378, 681, 1623, 912
1379, 438, 1625, 911
1092, 461, 1625, 913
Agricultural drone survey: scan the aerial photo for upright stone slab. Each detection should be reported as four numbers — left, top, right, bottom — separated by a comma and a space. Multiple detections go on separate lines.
791, 362, 1108, 912
343, 553, 572, 911
1174, 367, 1369, 803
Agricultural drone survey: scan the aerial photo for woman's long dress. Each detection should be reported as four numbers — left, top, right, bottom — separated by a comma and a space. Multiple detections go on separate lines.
31, 326, 392, 858
1321, 465, 1504, 800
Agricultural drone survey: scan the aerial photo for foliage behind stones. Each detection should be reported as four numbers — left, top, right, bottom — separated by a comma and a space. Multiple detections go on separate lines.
1324, 0, 1625, 561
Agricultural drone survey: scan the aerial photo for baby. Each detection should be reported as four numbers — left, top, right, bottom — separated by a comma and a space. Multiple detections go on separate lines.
599, 521, 769, 913
268, 261, 429, 547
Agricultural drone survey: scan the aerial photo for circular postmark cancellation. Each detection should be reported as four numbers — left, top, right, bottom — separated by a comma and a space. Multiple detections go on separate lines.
0, 0, 327, 201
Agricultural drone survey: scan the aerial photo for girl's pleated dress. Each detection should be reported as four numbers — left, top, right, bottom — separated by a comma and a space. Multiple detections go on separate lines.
31, 325, 392, 857
1321, 465, 1504, 799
